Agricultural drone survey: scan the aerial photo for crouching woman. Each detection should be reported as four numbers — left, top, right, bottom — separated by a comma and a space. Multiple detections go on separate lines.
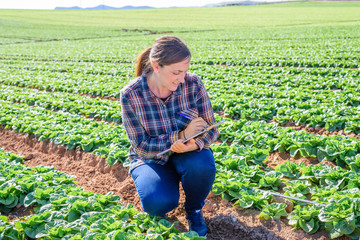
120, 35, 219, 236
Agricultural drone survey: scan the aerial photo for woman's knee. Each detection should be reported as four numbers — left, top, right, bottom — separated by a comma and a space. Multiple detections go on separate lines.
189, 162, 216, 181
141, 191, 179, 216
131, 164, 180, 216
180, 149, 216, 177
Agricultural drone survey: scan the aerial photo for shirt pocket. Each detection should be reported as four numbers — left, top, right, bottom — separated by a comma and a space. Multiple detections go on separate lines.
175, 108, 199, 130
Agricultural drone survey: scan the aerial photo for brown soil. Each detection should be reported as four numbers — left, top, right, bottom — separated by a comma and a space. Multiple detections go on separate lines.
266, 151, 337, 169
5, 204, 34, 222
0, 126, 348, 240
216, 110, 225, 118
281, 121, 360, 139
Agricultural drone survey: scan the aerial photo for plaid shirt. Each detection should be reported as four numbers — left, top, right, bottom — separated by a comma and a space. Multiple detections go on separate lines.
120, 72, 219, 171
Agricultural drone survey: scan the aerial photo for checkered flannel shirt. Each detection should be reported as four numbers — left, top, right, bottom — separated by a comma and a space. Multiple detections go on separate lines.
120, 72, 219, 171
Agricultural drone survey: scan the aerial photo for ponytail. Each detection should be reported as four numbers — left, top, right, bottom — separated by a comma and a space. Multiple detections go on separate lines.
135, 47, 152, 77
135, 36, 191, 78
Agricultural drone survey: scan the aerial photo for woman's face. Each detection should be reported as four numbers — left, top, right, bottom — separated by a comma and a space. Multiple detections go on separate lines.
153, 57, 190, 92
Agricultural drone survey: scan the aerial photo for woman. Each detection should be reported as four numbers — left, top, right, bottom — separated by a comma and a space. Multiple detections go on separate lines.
120, 35, 219, 237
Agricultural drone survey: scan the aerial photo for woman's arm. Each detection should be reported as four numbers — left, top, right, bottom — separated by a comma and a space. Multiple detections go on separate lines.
194, 77, 220, 150
121, 92, 181, 160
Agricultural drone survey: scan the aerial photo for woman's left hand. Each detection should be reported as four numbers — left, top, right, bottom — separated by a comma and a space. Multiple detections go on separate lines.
170, 139, 199, 153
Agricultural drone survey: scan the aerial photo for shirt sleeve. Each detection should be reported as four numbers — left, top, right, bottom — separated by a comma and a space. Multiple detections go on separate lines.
120, 92, 180, 160
194, 77, 219, 151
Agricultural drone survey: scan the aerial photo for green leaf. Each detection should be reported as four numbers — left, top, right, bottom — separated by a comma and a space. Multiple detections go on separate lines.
299, 218, 314, 233
334, 220, 355, 235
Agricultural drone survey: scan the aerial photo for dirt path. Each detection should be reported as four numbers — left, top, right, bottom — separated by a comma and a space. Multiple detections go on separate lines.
0, 126, 345, 240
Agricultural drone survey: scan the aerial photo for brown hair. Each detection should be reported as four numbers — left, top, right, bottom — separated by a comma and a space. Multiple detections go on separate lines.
135, 36, 191, 77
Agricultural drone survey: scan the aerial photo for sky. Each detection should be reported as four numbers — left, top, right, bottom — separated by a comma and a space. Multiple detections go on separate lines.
0, 0, 229, 9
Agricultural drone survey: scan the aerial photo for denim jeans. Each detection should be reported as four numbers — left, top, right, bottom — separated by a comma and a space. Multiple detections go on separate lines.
130, 148, 216, 217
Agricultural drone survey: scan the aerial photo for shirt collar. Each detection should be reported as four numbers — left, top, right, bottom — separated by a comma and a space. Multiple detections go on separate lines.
140, 73, 153, 99
140, 73, 183, 99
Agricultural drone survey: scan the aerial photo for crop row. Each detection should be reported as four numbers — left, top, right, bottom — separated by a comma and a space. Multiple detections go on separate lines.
1, 63, 360, 133
0, 68, 128, 98
1, 100, 360, 238
212, 90, 360, 133
0, 89, 360, 171
189, 29, 360, 68
193, 65, 360, 92
3, 59, 359, 90
2, 59, 359, 97
0, 148, 203, 239
2, 29, 359, 68
0, 36, 149, 64
0, 100, 129, 166
0, 59, 135, 77
1, 80, 359, 169
0, 85, 123, 123
217, 118, 360, 170
2, 96, 360, 169
212, 144, 360, 239
2, 60, 359, 94
1, 92, 360, 173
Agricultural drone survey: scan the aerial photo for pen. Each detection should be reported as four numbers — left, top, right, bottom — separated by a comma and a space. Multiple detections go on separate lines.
178, 112, 193, 120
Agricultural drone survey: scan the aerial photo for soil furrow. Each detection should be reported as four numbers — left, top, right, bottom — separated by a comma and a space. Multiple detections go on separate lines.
281, 120, 360, 139
0, 126, 343, 240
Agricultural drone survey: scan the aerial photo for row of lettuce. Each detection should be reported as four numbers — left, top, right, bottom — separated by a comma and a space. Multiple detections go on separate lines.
0, 148, 204, 240
2, 26, 359, 68
217, 119, 360, 170
3, 59, 359, 90
213, 147, 360, 239
2, 99, 360, 238
1, 63, 360, 133
214, 120, 360, 238
2, 58, 359, 92
0, 100, 129, 166
0, 85, 123, 123
1, 99, 360, 169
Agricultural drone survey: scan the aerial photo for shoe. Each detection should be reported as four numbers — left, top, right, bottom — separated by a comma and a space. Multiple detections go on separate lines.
186, 209, 208, 236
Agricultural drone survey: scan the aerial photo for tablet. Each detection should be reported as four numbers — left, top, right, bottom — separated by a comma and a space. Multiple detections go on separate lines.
156, 120, 225, 157
182, 120, 225, 143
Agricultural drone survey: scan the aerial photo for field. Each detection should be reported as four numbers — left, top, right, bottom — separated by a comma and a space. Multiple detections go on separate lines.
0, 2, 360, 239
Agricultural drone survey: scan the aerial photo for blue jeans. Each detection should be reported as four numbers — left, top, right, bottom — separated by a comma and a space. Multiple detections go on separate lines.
130, 148, 216, 217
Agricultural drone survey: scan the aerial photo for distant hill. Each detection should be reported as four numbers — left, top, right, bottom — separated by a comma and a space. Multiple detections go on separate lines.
55, 5, 154, 10
55, 6, 82, 10
120, 5, 154, 9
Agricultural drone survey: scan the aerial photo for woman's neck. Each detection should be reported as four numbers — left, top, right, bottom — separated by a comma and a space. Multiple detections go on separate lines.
147, 72, 171, 98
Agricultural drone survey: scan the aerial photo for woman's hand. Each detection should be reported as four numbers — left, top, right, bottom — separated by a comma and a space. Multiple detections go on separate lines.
170, 139, 199, 153
182, 117, 208, 139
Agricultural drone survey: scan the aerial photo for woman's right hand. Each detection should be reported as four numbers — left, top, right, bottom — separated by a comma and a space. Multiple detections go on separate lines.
171, 139, 199, 153
181, 117, 208, 139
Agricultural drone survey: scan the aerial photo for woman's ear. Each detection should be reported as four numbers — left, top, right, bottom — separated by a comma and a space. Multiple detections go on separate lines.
151, 61, 159, 73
